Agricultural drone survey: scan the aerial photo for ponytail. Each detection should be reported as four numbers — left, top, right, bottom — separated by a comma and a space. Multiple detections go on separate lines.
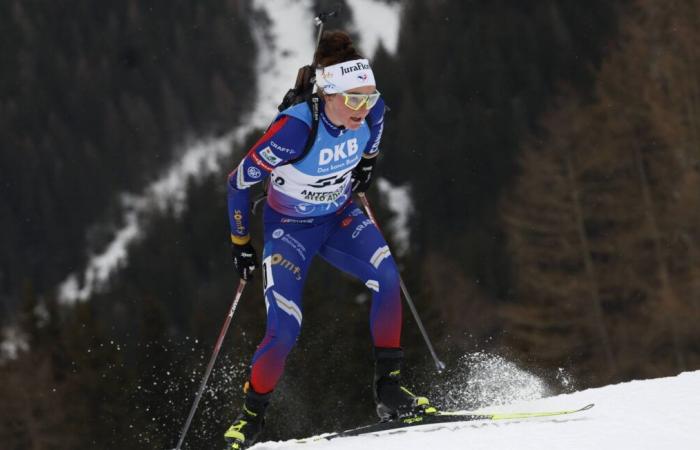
313, 30, 364, 67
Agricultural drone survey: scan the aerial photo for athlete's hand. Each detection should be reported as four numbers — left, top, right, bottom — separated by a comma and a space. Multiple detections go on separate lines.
352, 155, 377, 193
231, 242, 258, 280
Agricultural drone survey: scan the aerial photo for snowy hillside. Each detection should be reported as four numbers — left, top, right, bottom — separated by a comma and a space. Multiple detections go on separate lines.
254, 371, 699, 450
57, 0, 404, 303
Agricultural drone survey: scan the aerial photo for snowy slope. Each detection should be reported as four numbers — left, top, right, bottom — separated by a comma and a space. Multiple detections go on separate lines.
254, 371, 699, 450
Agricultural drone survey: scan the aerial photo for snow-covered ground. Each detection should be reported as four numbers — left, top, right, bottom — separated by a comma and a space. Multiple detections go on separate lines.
255, 371, 699, 450
0, 326, 28, 360
57, 0, 407, 304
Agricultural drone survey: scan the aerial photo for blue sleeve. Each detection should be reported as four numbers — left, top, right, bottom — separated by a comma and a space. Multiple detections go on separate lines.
227, 115, 310, 243
364, 97, 385, 157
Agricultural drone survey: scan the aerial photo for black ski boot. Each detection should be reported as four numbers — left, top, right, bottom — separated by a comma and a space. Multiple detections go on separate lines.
373, 347, 436, 421
224, 388, 270, 450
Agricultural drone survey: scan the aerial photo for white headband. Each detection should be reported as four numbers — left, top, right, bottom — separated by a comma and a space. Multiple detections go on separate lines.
315, 58, 376, 94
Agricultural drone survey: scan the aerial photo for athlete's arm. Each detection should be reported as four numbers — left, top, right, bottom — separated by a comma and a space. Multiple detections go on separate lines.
364, 97, 386, 156
351, 98, 386, 192
227, 115, 310, 243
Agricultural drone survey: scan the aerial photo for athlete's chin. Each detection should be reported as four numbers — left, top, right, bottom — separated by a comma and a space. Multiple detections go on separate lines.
345, 120, 363, 130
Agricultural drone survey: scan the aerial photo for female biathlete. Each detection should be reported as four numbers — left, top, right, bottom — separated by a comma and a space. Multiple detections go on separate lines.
223, 31, 433, 449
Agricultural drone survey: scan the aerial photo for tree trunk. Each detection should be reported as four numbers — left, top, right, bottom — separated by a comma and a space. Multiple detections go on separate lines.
632, 143, 686, 371
565, 152, 618, 376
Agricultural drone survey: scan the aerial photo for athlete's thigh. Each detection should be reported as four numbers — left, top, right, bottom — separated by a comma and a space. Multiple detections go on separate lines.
261, 223, 325, 306
318, 204, 394, 280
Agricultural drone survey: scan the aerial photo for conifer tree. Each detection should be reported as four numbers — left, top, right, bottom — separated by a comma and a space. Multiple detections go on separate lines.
501, 0, 700, 383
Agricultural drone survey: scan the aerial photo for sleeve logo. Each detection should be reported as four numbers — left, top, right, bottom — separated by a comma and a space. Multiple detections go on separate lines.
247, 166, 262, 179
260, 146, 283, 166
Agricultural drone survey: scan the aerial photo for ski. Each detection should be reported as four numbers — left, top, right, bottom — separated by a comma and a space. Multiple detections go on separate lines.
299, 403, 594, 442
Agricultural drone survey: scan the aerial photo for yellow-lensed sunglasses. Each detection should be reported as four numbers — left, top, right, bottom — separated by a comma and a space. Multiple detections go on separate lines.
341, 91, 381, 111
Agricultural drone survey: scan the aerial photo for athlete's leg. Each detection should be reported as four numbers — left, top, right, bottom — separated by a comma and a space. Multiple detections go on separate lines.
248, 220, 324, 394
318, 204, 402, 348
318, 204, 434, 420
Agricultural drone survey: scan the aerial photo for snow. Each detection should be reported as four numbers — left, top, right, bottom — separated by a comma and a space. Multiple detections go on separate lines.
56, 0, 404, 304
376, 178, 413, 256
57, 138, 234, 303
349, 0, 402, 57
0, 326, 29, 362
243, 0, 315, 130
252, 371, 700, 450
59, 209, 140, 302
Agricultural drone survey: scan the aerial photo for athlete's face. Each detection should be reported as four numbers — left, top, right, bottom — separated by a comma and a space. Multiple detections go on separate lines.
324, 85, 377, 131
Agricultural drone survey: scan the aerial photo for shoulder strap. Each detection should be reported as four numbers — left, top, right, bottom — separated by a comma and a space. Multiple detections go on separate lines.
283, 94, 320, 166
251, 95, 320, 214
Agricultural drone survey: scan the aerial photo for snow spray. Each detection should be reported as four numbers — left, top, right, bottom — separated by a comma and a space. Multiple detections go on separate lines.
428, 351, 551, 411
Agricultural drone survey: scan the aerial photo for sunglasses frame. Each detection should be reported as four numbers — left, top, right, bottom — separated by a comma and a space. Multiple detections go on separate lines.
340, 91, 381, 111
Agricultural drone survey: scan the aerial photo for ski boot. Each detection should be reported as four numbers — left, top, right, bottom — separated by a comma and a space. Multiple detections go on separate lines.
224, 387, 270, 450
373, 347, 436, 421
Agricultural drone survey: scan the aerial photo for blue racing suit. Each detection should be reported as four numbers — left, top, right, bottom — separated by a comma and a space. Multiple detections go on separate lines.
227, 98, 402, 394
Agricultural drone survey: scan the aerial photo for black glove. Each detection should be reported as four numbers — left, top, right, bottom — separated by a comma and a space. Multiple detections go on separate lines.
231, 242, 258, 280
351, 155, 378, 193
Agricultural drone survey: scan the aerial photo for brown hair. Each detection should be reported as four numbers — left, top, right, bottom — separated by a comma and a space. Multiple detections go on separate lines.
313, 30, 364, 67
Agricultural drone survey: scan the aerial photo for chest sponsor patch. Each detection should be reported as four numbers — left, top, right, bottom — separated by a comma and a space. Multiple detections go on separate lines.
318, 138, 359, 166
299, 187, 346, 203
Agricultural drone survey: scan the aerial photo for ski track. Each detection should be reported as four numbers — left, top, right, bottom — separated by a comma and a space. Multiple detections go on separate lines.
252, 371, 699, 450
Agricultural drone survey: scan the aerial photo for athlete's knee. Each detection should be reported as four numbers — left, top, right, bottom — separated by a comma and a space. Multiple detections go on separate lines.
380, 255, 399, 277
266, 291, 303, 349
258, 324, 300, 362
276, 320, 301, 352
366, 254, 399, 294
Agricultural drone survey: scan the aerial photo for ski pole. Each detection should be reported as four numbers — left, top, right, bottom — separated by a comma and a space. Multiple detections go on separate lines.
172, 280, 248, 450
357, 193, 446, 373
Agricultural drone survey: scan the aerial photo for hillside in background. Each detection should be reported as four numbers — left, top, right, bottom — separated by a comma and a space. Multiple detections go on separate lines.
0, 0, 255, 317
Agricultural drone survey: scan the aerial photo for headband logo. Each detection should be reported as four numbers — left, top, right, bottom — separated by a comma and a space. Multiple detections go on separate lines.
317, 59, 374, 93
340, 61, 371, 75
